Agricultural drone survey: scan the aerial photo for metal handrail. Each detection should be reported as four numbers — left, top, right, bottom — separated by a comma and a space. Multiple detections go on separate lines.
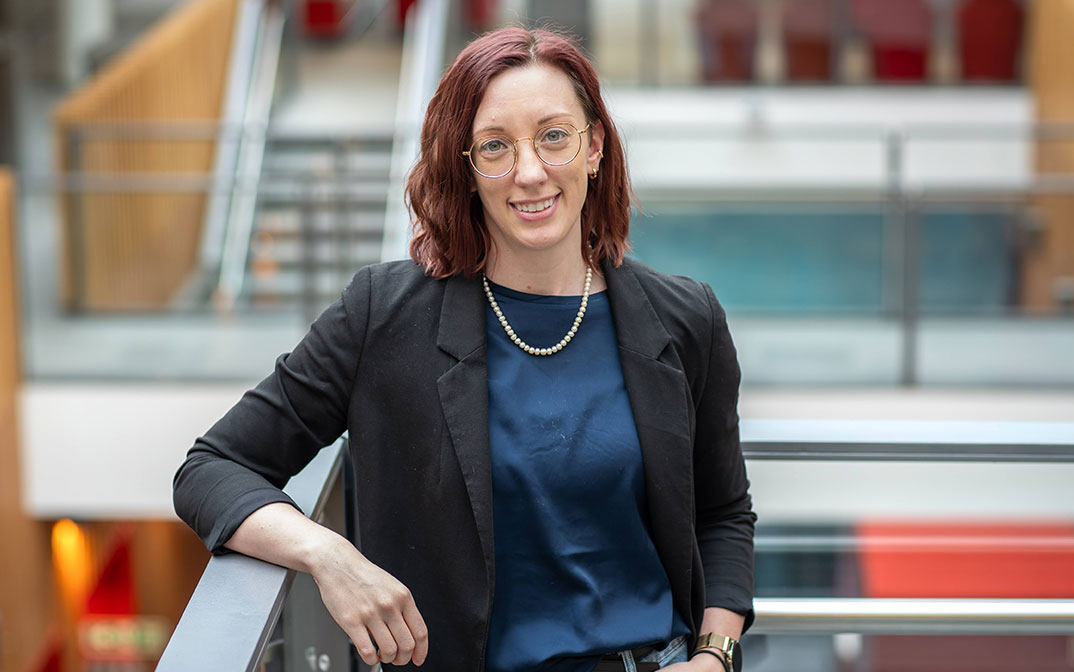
156, 440, 346, 671
615, 121, 1074, 141
741, 419, 1074, 462
28, 173, 1074, 198
200, 0, 265, 278
216, 0, 286, 309
54, 119, 1074, 141
380, 0, 449, 263
753, 598, 1074, 635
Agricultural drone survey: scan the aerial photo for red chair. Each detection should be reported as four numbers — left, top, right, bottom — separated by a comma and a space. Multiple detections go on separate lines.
957, 0, 1023, 82
782, 0, 835, 82
850, 0, 933, 82
696, 0, 759, 82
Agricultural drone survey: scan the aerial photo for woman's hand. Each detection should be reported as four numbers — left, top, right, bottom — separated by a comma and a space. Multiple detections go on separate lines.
224, 503, 429, 667
309, 534, 430, 667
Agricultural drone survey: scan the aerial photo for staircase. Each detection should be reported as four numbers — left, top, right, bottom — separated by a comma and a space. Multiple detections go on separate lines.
242, 130, 394, 312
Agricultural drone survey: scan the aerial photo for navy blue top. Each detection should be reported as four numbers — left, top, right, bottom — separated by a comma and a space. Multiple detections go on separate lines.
484, 282, 689, 672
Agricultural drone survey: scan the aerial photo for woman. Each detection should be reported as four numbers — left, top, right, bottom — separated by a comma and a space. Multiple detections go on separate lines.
174, 27, 755, 672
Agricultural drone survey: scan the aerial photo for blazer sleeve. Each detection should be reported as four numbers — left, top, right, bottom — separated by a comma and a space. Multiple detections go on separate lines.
173, 266, 371, 553
693, 282, 757, 631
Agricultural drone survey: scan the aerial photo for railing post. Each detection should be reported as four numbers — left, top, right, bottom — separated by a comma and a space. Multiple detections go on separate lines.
66, 125, 86, 313
885, 130, 918, 386
335, 139, 350, 292
301, 173, 318, 326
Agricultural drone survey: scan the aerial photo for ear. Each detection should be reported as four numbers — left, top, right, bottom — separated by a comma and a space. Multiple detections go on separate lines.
586, 120, 605, 173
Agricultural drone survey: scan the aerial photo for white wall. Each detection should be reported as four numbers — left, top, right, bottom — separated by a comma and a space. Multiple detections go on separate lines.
604, 87, 1033, 191
19, 383, 251, 518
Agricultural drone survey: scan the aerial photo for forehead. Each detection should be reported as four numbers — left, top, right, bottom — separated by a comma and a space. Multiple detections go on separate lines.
472, 63, 585, 133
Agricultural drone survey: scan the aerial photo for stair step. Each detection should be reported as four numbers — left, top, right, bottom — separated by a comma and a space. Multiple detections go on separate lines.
261, 150, 392, 175
255, 210, 385, 237
251, 237, 383, 266
256, 184, 389, 208
247, 267, 377, 298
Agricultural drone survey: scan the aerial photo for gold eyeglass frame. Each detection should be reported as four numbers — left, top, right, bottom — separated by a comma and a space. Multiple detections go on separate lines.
462, 122, 592, 179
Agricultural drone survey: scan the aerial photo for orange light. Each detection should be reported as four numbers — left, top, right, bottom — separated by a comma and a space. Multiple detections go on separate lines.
52, 518, 92, 615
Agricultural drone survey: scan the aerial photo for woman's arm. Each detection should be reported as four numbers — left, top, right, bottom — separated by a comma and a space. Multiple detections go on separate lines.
174, 269, 430, 665
693, 284, 757, 630
226, 502, 429, 667
174, 269, 372, 549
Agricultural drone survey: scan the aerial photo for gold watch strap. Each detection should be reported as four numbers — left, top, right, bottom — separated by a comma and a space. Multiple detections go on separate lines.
693, 632, 738, 668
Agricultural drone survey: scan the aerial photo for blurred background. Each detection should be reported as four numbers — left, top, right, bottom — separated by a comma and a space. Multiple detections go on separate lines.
0, 0, 1072, 670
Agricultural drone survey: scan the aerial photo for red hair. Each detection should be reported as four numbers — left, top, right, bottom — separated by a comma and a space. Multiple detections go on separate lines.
407, 27, 632, 278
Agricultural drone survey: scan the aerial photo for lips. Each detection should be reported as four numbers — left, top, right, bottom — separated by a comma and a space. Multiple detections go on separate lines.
511, 195, 558, 213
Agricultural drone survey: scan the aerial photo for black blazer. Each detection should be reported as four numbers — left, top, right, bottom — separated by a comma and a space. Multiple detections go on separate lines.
173, 257, 755, 670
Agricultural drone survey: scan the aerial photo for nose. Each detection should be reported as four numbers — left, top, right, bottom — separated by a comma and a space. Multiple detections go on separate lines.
513, 139, 547, 186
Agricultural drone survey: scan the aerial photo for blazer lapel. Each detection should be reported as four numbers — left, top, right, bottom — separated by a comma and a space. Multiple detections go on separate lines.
604, 259, 698, 632
436, 274, 496, 582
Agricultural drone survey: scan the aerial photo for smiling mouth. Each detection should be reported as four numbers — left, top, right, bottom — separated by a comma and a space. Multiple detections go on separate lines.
511, 195, 557, 213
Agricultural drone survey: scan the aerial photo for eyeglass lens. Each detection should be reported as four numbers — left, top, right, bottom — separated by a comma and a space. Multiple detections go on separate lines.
469, 123, 583, 178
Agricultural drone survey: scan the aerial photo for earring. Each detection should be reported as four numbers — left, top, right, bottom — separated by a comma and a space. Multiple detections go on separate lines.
589, 167, 599, 179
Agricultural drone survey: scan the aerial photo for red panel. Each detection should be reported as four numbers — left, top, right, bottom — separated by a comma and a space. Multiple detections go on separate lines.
856, 521, 1074, 598
27, 632, 63, 672
85, 531, 136, 615
869, 635, 1071, 672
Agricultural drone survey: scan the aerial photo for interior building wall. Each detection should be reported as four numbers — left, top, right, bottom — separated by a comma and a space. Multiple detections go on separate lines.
1027, 0, 1074, 310
1, 166, 209, 671
0, 168, 56, 672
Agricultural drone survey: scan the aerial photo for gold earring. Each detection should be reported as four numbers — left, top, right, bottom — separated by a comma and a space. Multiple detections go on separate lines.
589, 167, 599, 179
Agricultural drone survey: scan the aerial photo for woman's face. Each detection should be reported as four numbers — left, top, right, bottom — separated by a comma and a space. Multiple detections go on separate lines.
469, 63, 604, 264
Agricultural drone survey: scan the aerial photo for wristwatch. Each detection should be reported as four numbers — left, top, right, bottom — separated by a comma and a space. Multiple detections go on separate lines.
691, 633, 739, 672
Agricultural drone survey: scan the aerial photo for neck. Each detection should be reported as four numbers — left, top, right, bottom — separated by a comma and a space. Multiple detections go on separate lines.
484, 247, 594, 296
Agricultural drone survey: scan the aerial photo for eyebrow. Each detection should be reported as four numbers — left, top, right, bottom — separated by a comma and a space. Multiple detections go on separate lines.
473, 113, 576, 136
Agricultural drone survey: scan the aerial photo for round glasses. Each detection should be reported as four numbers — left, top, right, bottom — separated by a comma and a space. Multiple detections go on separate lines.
463, 122, 591, 179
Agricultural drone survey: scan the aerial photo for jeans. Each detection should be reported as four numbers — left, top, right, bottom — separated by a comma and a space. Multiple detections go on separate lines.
614, 635, 689, 670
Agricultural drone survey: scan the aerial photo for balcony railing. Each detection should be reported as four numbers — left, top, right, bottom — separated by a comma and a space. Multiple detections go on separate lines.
157, 419, 1074, 670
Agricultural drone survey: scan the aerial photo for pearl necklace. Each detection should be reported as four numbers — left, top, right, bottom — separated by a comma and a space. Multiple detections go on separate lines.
482, 267, 593, 356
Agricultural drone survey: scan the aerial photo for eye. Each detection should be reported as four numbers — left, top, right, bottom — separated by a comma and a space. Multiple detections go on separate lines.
478, 137, 511, 155
539, 127, 570, 144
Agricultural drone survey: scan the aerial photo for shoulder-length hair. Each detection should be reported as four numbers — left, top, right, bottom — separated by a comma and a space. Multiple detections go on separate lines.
406, 26, 632, 278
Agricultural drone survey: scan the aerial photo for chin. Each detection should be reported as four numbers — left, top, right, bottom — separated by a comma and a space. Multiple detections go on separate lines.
513, 228, 574, 252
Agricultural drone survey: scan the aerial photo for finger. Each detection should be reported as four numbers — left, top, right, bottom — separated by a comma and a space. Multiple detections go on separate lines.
348, 624, 379, 667
385, 612, 417, 665
368, 620, 400, 664
402, 600, 430, 665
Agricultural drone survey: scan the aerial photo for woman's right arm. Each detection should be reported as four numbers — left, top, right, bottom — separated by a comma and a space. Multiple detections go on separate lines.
172, 268, 428, 666
226, 502, 429, 667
